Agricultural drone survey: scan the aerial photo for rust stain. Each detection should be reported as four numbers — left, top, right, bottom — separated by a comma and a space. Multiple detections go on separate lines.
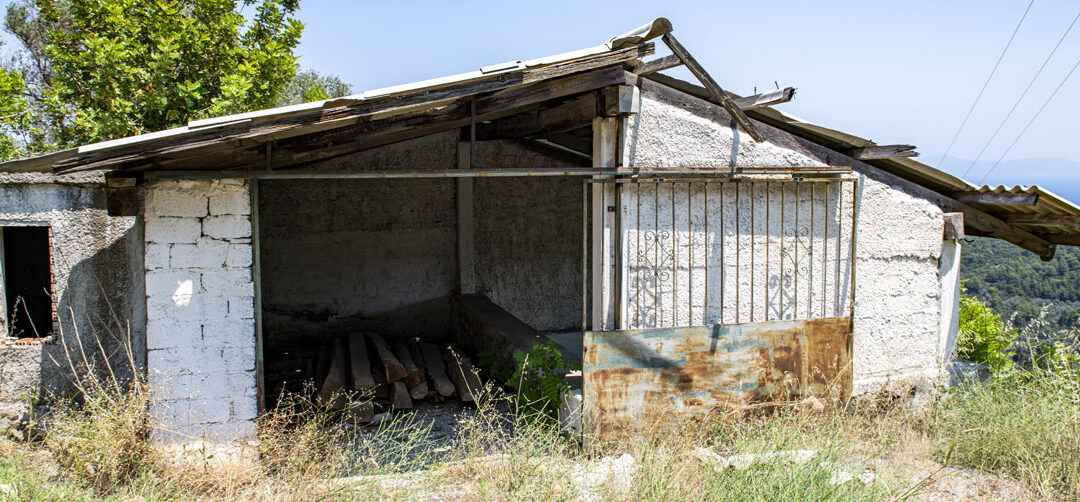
583, 317, 852, 439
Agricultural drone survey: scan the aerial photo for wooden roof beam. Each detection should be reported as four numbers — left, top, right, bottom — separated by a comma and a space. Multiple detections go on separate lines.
643, 73, 795, 111
1005, 214, 1080, 227
633, 55, 682, 75
847, 144, 918, 160
661, 32, 766, 142
473, 92, 598, 141
948, 191, 1039, 207
55, 43, 655, 174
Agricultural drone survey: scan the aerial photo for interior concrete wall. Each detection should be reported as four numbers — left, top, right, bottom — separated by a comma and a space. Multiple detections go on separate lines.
258, 132, 583, 345
625, 80, 952, 394
0, 173, 145, 417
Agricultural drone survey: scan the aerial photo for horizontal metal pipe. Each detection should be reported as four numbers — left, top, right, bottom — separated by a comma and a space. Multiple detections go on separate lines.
144, 166, 853, 180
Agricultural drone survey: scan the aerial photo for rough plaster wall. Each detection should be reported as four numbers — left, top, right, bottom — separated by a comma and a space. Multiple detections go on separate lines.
259, 132, 583, 339
625, 82, 949, 393
473, 140, 583, 332
259, 133, 458, 341
144, 179, 255, 443
0, 180, 144, 409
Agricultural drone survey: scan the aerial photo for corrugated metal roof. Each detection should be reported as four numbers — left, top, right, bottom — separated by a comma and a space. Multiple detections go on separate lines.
0, 17, 1077, 254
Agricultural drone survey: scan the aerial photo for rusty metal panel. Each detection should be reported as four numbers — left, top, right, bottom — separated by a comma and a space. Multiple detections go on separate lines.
582, 316, 851, 438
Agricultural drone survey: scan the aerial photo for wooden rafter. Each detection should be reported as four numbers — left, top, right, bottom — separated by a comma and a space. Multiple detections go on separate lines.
949, 191, 1039, 207
661, 32, 766, 142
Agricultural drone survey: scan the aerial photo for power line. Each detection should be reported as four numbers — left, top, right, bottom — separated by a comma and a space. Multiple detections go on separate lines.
938, 0, 1035, 170
962, 8, 1080, 179
978, 53, 1080, 185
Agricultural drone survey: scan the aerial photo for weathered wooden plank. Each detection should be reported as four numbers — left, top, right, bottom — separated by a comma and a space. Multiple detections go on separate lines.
602, 85, 640, 116
56, 44, 654, 174
409, 380, 429, 400
316, 338, 348, 410
1005, 214, 1080, 227
348, 333, 376, 390
661, 32, 765, 142
390, 381, 413, 409
847, 145, 918, 160
582, 317, 852, 439
633, 54, 682, 75
442, 345, 482, 402
394, 340, 424, 388
474, 92, 597, 140
643, 73, 795, 111
421, 342, 456, 397
949, 191, 1039, 207
368, 333, 407, 382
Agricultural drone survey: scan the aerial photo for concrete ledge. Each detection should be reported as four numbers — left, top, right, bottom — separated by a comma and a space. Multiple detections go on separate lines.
454, 294, 580, 376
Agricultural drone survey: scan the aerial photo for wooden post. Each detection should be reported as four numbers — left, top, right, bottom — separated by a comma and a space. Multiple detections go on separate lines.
592, 116, 620, 331
457, 141, 476, 293
250, 179, 265, 413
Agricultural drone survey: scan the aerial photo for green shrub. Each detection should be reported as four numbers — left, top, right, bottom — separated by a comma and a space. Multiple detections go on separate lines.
505, 341, 578, 419
957, 290, 1017, 373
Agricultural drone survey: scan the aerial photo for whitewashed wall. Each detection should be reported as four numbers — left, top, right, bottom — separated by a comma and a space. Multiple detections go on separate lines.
623, 80, 954, 394
144, 179, 256, 443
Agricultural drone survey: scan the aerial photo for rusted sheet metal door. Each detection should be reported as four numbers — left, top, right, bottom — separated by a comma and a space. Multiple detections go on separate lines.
582, 316, 851, 438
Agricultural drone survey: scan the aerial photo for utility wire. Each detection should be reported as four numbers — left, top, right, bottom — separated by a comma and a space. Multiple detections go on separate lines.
978, 53, 1080, 184
962, 8, 1080, 179
938, 0, 1035, 170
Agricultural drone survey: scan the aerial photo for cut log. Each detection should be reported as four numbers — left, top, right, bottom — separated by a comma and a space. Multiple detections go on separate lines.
348, 333, 376, 391
420, 342, 456, 397
315, 342, 331, 388
390, 381, 413, 409
345, 400, 375, 423
442, 345, 483, 402
394, 340, 424, 387
368, 333, 407, 382
409, 380, 429, 400
371, 367, 389, 399
317, 338, 347, 410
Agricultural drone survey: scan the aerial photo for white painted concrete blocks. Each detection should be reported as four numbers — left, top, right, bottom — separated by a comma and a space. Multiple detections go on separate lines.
143, 179, 256, 444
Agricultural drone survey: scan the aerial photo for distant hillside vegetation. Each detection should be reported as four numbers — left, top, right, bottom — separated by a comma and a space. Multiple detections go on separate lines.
961, 236, 1080, 330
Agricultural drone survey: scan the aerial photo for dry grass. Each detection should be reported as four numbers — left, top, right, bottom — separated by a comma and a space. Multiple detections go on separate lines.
0, 326, 1070, 502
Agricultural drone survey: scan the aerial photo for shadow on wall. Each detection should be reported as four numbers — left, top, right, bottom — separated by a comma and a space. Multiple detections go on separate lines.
41, 223, 146, 399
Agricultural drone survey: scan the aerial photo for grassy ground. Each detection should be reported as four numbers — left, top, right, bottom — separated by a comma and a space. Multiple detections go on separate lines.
1, 370, 1076, 501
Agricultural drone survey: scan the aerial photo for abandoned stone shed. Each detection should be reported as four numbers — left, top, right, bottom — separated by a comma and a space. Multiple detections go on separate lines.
1, 19, 1078, 442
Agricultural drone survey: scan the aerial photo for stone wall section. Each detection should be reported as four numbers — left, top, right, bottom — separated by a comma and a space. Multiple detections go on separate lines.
143, 179, 255, 443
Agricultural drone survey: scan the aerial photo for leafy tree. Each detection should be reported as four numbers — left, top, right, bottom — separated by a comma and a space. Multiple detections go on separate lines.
0, 0, 305, 158
276, 69, 352, 106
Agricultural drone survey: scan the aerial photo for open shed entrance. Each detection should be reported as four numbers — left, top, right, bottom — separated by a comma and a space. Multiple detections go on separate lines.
2, 226, 53, 339
254, 140, 586, 416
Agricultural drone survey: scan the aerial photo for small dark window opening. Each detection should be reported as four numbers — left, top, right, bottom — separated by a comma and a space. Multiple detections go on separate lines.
3, 226, 53, 338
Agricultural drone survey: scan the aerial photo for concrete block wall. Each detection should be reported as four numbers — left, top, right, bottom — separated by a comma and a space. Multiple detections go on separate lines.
144, 178, 256, 443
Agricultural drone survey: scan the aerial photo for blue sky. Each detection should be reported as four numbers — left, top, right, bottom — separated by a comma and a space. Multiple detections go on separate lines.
3, 1, 1079, 194
290, 1, 1080, 194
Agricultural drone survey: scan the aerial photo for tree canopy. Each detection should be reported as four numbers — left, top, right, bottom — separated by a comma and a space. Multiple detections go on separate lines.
0, 0, 351, 161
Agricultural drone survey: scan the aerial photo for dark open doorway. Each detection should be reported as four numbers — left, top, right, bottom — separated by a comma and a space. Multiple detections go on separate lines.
3, 226, 53, 338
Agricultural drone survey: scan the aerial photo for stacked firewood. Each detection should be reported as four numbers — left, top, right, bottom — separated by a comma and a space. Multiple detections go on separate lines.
314, 333, 483, 421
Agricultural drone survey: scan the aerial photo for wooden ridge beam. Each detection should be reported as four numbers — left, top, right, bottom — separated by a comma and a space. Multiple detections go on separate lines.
55, 43, 654, 174
1004, 214, 1080, 227
661, 32, 765, 142
948, 191, 1039, 207
848, 144, 918, 160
